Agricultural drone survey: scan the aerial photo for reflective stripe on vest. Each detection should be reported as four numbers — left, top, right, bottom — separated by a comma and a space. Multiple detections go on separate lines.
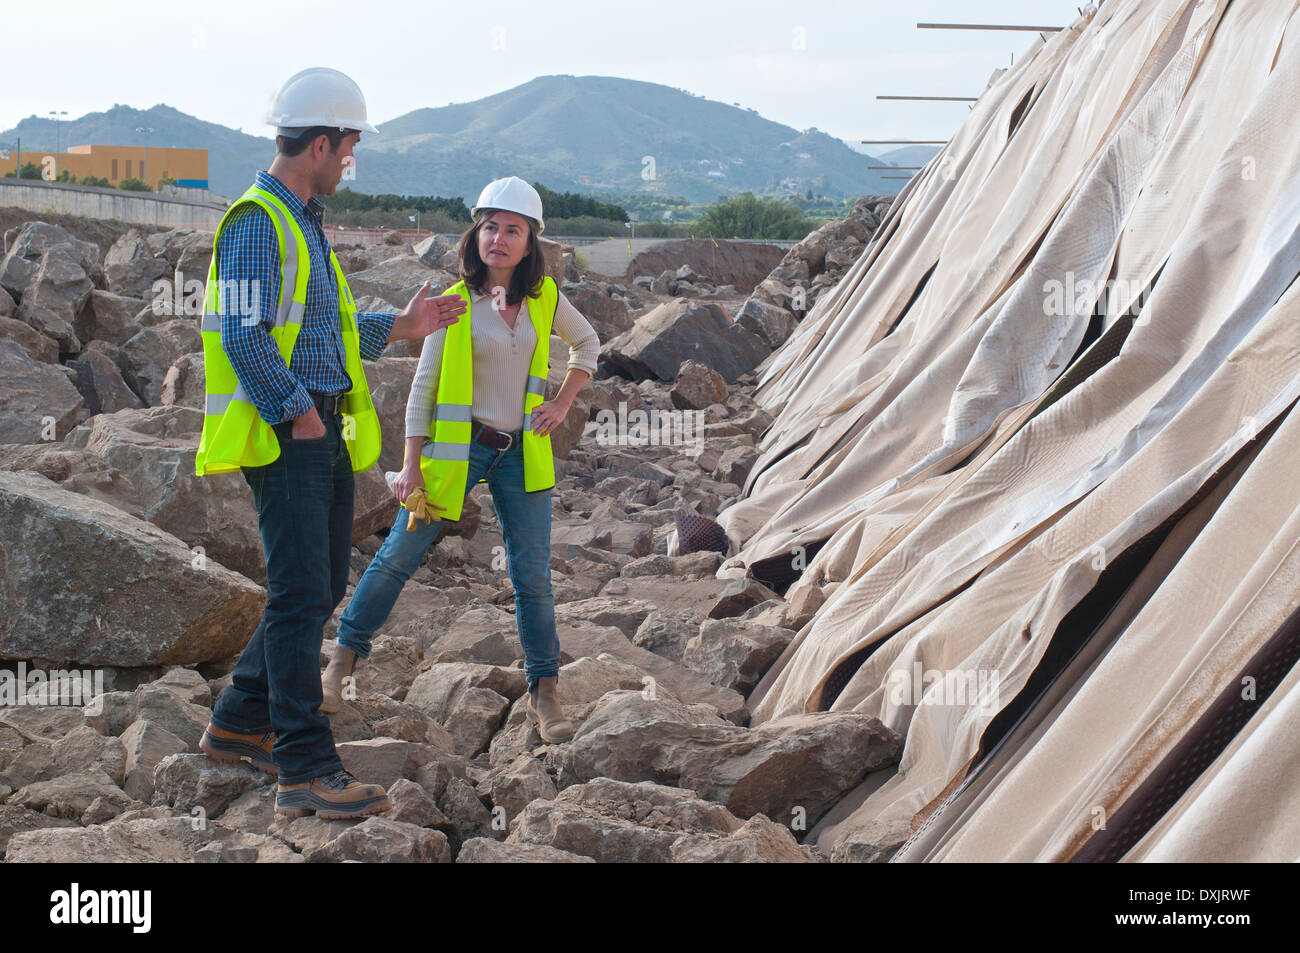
410, 277, 558, 520
194, 185, 382, 475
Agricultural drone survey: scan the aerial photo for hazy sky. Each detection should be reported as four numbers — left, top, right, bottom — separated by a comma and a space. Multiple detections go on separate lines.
4, 0, 1085, 146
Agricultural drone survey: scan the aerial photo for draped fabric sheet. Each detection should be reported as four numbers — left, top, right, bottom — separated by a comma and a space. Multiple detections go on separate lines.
720, 0, 1300, 861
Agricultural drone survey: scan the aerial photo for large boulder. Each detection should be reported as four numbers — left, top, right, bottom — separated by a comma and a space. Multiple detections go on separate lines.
598, 300, 770, 383
0, 222, 100, 300
0, 339, 86, 443
79, 290, 153, 346
558, 691, 902, 826
103, 229, 170, 298
68, 348, 145, 416
346, 256, 450, 306
0, 315, 58, 363
64, 405, 266, 584
119, 319, 202, 405
736, 297, 798, 348
15, 246, 96, 353
561, 280, 634, 340
0, 470, 265, 666
507, 777, 746, 863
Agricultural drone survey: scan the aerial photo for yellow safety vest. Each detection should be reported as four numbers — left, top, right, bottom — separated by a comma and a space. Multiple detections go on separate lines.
410, 277, 557, 520
194, 185, 382, 475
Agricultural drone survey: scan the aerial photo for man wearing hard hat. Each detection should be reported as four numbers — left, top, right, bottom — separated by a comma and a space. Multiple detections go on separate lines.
195, 68, 465, 819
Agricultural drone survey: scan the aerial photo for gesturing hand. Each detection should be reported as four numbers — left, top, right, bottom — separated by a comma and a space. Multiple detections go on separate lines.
389, 281, 467, 342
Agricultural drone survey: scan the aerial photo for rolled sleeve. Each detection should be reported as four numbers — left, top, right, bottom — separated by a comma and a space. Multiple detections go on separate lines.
553, 291, 600, 376
217, 206, 313, 425
357, 311, 396, 360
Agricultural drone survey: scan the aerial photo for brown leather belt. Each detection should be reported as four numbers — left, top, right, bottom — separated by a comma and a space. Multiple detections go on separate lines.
308, 391, 345, 417
471, 420, 522, 451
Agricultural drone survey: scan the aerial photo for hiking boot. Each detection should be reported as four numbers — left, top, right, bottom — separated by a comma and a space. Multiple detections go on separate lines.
526, 675, 574, 743
199, 723, 278, 776
275, 769, 392, 820
319, 645, 360, 715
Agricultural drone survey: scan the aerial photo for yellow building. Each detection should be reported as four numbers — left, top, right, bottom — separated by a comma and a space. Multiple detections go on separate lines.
0, 144, 208, 189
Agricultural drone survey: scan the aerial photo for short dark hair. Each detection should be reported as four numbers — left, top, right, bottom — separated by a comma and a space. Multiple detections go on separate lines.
459, 210, 546, 306
275, 126, 352, 157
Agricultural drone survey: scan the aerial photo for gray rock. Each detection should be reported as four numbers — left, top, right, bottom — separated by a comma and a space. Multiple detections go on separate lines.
476, 753, 557, 823
80, 290, 152, 346
103, 229, 170, 298
307, 816, 451, 863
0, 315, 58, 362
671, 359, 728, 410
559, 692, 902, 826
507, 777, 743, 863
708, 577, 782, 619
599, 300, 770, 383
681, 618, 794, 694
134, 683, 210, 748
456, 838, 595, 863
119, 319, 201, 405
152, 752, 272, 818
64, 405, 266, 584
0, 470, 265, 666
670, 814, 819, 862
119, 719, 187, 801
68, 348, 145, 416
12, 768, 132, 820
385, 777, 450, 829
0, 805, 78, 858
335, 738, 443, 790
51, 725, 127, 786
0, 339, 86, 443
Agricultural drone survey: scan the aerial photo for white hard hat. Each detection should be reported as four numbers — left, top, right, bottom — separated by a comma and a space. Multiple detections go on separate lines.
266, 67, 379, 137
471, 177, 545, 234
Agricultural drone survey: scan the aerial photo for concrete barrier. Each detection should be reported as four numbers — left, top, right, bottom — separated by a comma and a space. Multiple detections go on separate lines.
0, 179, 226, 228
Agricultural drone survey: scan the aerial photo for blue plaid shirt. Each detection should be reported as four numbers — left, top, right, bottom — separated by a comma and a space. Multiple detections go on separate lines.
217, 170, 396, 425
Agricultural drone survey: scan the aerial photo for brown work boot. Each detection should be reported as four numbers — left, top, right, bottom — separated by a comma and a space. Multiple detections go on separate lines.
199, 723, 278, 776
526, 675, 574, 743
319, 644, 360, 715
275, 769, 392, 820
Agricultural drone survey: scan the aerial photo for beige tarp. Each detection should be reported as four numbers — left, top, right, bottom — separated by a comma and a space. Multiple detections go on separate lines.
721, 0, 1300, 860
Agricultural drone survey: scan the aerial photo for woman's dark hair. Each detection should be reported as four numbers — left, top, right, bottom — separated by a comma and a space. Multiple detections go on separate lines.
459, 210, 545, 305
276, 126, 351, 157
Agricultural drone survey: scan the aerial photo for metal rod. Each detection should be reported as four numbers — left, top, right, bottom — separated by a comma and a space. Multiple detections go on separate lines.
917, 22, 1064, 31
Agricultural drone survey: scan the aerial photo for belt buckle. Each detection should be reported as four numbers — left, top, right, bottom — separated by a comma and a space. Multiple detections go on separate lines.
499, 430, 514, 451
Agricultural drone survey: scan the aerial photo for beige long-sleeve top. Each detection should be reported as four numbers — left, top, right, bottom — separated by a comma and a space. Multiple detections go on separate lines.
405, 287, 601, 437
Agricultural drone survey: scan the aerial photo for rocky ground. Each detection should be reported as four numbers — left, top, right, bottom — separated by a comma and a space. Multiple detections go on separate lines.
0, 196, 896, 863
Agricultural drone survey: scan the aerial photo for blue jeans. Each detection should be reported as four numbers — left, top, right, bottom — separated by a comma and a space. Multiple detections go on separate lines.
338, 433, 560, 689
210, 412, 349, 785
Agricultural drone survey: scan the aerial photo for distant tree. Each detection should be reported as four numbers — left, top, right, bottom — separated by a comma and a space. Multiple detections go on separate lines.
532, 183, 627, 223
55, 169, 77, 184
17, 162, 42, 180
118, 177, 151, 192
157, 175, 176, 187
697, 192, 812, 240
80, 175, 111, 188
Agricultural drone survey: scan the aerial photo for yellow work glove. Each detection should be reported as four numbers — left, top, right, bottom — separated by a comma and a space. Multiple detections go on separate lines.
402, 487, 441, 531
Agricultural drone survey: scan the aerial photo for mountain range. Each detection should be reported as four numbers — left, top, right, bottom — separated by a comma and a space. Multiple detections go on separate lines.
2, 75, 939, 206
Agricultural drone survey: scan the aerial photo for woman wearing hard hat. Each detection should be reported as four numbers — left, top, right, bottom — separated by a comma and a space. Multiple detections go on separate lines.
328, 177, 600, 743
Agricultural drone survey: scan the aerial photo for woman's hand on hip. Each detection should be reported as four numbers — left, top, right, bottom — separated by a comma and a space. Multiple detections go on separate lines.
529, 399, 570, 436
